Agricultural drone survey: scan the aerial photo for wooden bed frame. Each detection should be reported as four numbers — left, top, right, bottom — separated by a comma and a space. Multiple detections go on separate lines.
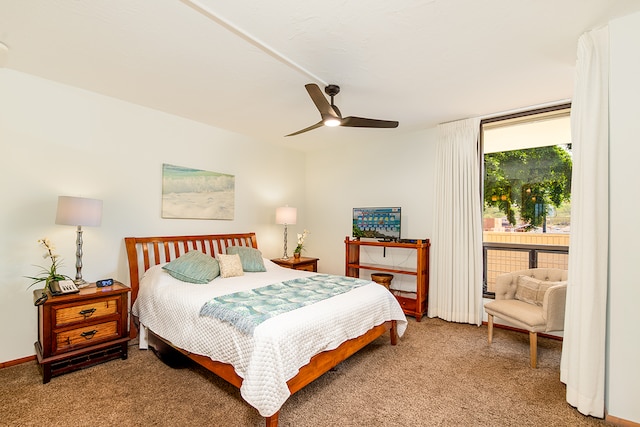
124, 232, 397, 427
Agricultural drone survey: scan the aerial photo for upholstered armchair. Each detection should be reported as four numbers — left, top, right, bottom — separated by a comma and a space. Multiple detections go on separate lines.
484, 268, 568, 368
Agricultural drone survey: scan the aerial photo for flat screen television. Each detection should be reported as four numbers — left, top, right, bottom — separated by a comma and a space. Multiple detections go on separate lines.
352, 207, 401, 241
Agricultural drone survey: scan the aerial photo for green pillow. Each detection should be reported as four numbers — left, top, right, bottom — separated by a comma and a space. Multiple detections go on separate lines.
226, 246, 266, 272
162, 250, 220, 284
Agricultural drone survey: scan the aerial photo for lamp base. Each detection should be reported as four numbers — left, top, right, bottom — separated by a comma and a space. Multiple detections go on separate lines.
282, 223, 290, 260
74, 278, 90, 288
73, 226, 89, 288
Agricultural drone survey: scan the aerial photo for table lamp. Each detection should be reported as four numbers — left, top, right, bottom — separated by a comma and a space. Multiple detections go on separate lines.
276, 206, 296, 260
55, 196, 103, 285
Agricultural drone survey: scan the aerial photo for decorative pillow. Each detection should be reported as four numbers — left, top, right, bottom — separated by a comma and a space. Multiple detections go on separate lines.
536, 280, 567, 303
217, 253, 244, 278
226, 246, 266, 272
162, 250, 219, 284
515, 275, 567, 306
515, 275, 541, 305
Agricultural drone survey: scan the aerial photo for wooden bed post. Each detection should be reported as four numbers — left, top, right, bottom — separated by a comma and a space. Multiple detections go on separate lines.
390, 320, 398, 346
265, 412, 279, 427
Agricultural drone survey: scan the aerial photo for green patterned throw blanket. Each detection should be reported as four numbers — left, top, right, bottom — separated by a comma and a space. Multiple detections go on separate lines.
199, 274, 370, 335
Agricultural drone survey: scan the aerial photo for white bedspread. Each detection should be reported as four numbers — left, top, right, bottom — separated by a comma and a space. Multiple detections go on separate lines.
132, 259, 407, 417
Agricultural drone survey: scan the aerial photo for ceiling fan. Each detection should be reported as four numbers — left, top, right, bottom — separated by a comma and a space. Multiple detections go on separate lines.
286, 83, 399, 137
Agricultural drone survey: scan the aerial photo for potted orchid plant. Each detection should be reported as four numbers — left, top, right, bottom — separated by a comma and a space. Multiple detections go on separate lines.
293, 229, 309, 259
26, 238, 72, 292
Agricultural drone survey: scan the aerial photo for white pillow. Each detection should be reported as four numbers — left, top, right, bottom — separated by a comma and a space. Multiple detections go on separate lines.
217, 253, 244, 278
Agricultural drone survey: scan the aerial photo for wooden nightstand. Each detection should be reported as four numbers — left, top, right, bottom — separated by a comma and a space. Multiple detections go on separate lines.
34, 281, 130, 383
271, 256, 319, 272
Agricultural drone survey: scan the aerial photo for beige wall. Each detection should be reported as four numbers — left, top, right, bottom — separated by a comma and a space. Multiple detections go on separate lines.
304, 128, 438, 293
608, 11, 640, 423
0, 69, 439, 363
0, 70, 306, 362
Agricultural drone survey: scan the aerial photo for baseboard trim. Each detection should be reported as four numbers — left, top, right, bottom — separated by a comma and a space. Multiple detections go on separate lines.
0, 354, 36, 369
606, 411, 640, 427
481, 321, 563, 341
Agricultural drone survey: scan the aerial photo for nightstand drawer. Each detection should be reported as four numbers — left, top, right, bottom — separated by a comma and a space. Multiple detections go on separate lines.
55, 320, 119, 352
395, 295, 416, 312
296, 263, 316, 272
54, 297, 120, 326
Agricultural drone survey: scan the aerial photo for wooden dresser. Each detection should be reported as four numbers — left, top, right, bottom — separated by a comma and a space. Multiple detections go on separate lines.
34, 282, 130, 383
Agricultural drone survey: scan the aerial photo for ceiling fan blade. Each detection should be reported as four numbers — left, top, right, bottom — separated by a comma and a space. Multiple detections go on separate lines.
285, 120, 324, 137
288, 84, 399, 137
305, 84, 340, 119
341, 116, 399, 128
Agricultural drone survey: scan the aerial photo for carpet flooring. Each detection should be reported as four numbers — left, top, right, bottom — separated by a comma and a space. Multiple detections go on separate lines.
0, 317, 608, 426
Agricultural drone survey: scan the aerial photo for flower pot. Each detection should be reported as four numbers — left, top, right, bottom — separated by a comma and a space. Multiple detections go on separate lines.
47, 280, 59, 293
293, 252, 301, 260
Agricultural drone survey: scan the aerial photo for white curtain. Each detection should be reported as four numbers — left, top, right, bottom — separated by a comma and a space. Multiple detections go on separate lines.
560, 26, 609, 418
428, 118, 483, 325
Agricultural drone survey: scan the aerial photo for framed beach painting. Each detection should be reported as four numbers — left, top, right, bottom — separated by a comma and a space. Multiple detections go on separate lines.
161, 163, 235, 220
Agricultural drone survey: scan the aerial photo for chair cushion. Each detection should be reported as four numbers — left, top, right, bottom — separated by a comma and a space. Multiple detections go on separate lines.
484, 299, 547, 332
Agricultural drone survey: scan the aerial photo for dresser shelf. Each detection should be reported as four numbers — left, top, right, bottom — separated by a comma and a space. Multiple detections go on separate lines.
345, 237, 430, 321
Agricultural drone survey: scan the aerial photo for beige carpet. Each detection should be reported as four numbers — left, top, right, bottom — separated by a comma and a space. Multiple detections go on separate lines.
0, 317, 607, 426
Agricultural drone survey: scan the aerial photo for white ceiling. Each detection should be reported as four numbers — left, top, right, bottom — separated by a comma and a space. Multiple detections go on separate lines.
1, 0, 639, 151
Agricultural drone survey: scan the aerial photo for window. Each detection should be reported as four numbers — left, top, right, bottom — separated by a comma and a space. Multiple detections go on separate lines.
481, 105, 571, 295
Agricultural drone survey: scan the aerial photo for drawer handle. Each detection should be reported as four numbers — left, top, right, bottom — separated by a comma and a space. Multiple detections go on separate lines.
79, 308, 97, 318
80, 330, 98, 340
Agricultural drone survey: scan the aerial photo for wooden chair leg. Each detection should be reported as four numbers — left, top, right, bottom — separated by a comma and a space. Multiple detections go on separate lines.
487, 314, 494, 344
529, 331, 537, 368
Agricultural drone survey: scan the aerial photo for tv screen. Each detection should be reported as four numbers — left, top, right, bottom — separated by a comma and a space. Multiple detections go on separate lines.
352, 207, 401, 241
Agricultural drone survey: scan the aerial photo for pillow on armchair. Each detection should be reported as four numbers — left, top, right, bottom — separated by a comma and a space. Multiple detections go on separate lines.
515, 275, 566, 306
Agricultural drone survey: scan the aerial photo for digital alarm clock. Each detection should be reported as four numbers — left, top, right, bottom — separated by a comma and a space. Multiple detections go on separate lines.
96, 278, 114, 287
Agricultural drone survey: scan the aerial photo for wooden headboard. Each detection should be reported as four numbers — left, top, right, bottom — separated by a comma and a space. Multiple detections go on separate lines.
124, 232, 258, 304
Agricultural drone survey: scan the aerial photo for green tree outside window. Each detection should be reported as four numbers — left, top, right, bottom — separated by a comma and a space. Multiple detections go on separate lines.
484, 145, 572, 231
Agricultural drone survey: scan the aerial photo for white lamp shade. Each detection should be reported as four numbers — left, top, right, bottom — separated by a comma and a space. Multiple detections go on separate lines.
55, 196, 103, 227
275, 206, 297, 225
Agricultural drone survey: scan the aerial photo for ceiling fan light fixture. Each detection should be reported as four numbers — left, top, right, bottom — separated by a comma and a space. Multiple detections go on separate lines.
323, 117, 341, 127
